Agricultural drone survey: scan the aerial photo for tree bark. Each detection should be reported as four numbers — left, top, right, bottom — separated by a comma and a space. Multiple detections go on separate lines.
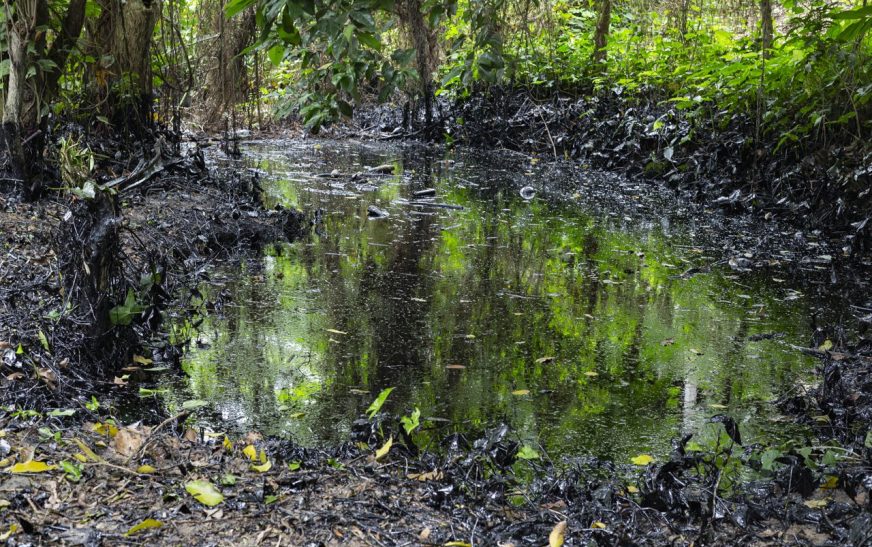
396, 0, 438, 130
592, 0, 612, 66
760, 0, 773, 56
91, 0, 159, 131
40, 0, 88, 105
678, 0, 691, 38
1, 0, 43, 194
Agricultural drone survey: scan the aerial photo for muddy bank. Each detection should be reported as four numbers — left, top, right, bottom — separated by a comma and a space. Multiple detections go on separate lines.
1, 342, 871, 546
353, 88, 872, 256
0, 133, 305, 412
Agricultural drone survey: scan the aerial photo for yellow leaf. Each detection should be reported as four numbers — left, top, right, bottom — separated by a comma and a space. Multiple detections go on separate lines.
72, 438, 102, 462
818, 339, 833, 352
260, 449, 267, 464
591, 521, 606, 529
8, 460, 57, 473
0, 524, 18, 541
444, 542, 472, 547
535, 356, 555, 364
631, 454, 654, 465
132, 355, 153, 365
549, 520, 567, 547
185, 480, 224, 507
73, 453, 88, 463
242, 444, 257, 461
222, 436, 233, 451
250, 460, 272, 473
0, 458, 10, 468
125, 519, 163, 536
137, 464, 157, 474
375, 436, 393, 461
626, 485, 639, 493
820, 475, 839, 489
584, 371, 599, 377
93, 422, 118, 438
804, 499, 829, 509
511, 389, 530, 396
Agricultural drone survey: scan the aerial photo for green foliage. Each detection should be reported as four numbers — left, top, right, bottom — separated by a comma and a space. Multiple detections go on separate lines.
366, 386, 394, 419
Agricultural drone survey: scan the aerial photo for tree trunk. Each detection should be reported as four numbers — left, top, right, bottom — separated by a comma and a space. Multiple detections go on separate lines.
760, 0, 773, 56
91, 0, 159, 132
397, 0, 438, 130
678, 0, 691, 38
39, 0, 88, 106
1, 0, 42, 195
200, 0, 256, 128
592, 0, 612, 66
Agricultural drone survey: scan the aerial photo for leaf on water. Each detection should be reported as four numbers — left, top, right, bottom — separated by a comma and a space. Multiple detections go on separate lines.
326, 328, 347, 335
125, 518, 163, 536
549, 520, 567, 547
185, 480, 224, 507
631, 454, 654, 465
511, 389, 530, 396
517, 445, 540, 460
535, 356, 556, 364
181, 399, 208, 410
366, 387, 394, 419
242, 444, 257, 461
137, 464, 157, 474
375, 436, 393, 461
9, 460, 57, 473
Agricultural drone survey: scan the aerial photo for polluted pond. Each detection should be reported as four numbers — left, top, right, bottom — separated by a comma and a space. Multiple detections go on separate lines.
2, 139, 872, 545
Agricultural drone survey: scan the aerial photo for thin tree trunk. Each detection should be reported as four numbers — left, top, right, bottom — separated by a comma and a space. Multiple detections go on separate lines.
592, 0, 612, 66
760, 0, 773, 57
40, 0, 87, 105
678, 0, 691, 38
397, 0, 438, 130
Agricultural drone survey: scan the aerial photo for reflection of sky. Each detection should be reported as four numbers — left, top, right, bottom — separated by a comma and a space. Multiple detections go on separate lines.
166, 141, 818, 462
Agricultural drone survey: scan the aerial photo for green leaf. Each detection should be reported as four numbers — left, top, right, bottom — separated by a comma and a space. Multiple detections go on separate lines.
268, 45, 285, 67
224, 0, 256, 18
516, 444, 540, 460
366, 387, 394, 419
357, 32, 382, 51
185, 480, 224, 507
47, 408, 76, 417
109, 289, 144, 326
181, 399, 208, 410
400, 407, 421, 435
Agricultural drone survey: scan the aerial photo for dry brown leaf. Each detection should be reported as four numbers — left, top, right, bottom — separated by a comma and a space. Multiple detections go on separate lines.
419, 527, 431, 541
112, 428, 145, 458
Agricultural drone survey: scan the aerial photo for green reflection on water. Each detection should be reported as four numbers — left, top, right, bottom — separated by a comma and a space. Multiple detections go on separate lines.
165, 142, 815, 461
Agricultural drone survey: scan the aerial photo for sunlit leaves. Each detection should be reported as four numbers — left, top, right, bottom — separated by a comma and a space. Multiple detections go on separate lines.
400, 407, 421, 435
366, 387, 394, 419
631, 454, 654, 465
8, 460, 57, 473
549, 521, 567, 547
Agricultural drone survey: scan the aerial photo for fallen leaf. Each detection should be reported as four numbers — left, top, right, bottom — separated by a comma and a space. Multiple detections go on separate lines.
326, 328, 347, 335
535, 356, 556, 364
584, 371, 599, 377
626, 485, 639, 493
137, 464, 157, 474
185, 480, 224, 507
444, 542, 472, 547
591, 521, 606, 529
804, 499, 829, 509
250, 460, 272, 473
375, 436, 393, 461
631, 454, 654, 465
420, 527, 431, 541
660, 339, 675, 346
689, 348, 703, 355
113, 428, 145, 457
445, 364, 466, 370
72, 438, 102, 462
0, 524, 18, 541
407, 469, 443, 481
243, 444, 258, 461
93, 422, 118, 438
132, 355, 153, 365
113, 376, 128, 386
549, 521, 567, 547
181, 399, 208, 410
8, 460, 57, 473
511, 389, 530, 396
125, 519, 163, 536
